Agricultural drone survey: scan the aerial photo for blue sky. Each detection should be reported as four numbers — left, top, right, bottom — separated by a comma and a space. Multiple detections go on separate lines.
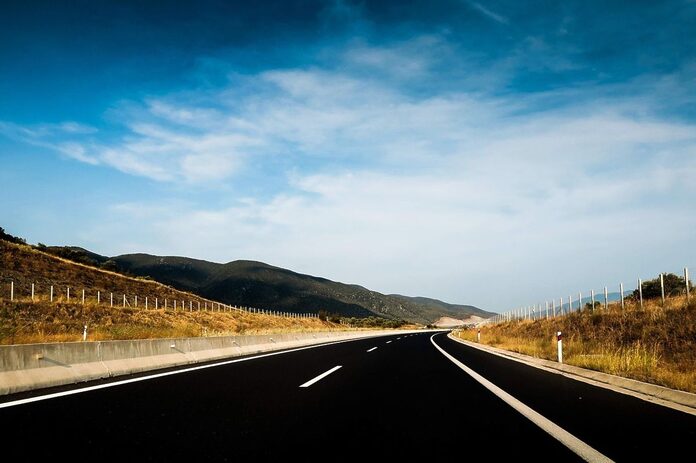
1, 1, 695, 312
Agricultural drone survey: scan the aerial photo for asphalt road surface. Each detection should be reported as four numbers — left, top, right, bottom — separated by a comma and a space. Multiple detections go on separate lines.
1, 332, 694, 461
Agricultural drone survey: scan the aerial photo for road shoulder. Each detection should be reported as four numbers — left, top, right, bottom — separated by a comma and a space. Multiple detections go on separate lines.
446, 332, 696, 415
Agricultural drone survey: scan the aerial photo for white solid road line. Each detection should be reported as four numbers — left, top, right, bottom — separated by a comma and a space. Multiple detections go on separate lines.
367, 347, 378, 352
386, 341, 392, 344
430, 334, 614, 463
0, 335, 389, 409
299, 365, 342, 388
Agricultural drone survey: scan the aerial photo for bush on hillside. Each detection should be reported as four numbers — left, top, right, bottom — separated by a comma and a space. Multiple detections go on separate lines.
0, 227, 26, 245
633, 273, 691, 299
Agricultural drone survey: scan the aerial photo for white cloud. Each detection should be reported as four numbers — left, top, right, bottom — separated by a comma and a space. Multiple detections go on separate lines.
82, 103, 696, 310
4, 38, 696, 311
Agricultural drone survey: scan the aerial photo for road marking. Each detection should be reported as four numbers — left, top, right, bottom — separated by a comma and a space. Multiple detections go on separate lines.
299, 365, 342, 388
430, 334, 614, 463
397, 337, 401, 340
0, 335, 389, 409
386, 341, 392, 344
367, 347, 378, 352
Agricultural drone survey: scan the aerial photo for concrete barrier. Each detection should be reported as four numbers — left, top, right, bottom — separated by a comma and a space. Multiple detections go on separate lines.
0, 330, 419, 396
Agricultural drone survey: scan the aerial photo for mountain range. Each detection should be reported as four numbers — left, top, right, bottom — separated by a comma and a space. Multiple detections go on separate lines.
46, 245, 493, 324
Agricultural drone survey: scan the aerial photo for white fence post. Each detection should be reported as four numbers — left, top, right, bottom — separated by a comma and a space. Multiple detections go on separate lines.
591, 289, 595, 311
145, 297, 148, 310
97, 291, 100, 304
82, 289, 85, 305
123, 294, 126, 308
578, 291, 582, 311
604, 286, 608, 310
67, 287, 70, 302
660, 273, 665, 306
10, 281, 14, 301
135, 295, 138, 308
32, 283, 35, 301
50, 285, 54, 302
155, 297, 158, 310
110, 292, 113, 307
557, 331, 563, 364
82, 325, 88, 342
560, 297, 564, 316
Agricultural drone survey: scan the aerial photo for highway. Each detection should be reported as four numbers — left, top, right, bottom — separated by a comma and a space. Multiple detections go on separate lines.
1, 332, 694, 461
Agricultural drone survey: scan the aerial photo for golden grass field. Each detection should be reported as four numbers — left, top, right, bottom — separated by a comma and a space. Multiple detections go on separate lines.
0, 240, 353, 344
455, 295, 696, 393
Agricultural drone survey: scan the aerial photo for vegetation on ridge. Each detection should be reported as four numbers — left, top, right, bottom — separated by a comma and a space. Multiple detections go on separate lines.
456, 291, 696, 393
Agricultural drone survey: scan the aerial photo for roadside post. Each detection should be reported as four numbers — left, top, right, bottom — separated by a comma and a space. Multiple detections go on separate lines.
557, 331, 563, 364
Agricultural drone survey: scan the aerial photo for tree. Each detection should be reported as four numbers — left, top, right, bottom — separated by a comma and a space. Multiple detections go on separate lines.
584, 301, 601, 311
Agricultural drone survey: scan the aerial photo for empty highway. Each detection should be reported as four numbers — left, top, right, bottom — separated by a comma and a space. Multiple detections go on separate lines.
1, 332, 694, 460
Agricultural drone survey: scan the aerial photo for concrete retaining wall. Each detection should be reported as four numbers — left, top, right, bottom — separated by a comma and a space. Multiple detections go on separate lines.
0, 330, 412, 396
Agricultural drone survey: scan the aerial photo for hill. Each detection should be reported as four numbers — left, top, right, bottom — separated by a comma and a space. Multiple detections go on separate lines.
1, 228, 492, 324
5, 229, 492, 323
107, 253, 493, 324
0, 240, 345, 344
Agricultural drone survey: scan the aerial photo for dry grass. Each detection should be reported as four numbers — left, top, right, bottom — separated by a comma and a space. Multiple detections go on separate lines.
0, 240, 358, 344
456, 295, 696, 393
0, 300, 352, 345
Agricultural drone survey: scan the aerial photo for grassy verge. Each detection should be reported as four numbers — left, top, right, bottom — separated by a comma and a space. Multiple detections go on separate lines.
0, 240, 360, 344
455, 295, 696, 393
0, 300, 349, 344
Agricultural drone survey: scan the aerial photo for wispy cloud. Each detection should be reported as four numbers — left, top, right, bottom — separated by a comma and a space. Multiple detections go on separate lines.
465, 1, 509, 25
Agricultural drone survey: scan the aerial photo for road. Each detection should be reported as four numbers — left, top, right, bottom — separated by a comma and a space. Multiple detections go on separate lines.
1, 332, 694, 461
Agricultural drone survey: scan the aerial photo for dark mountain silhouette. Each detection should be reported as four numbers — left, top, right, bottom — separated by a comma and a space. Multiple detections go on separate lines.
35, 242, 493, 324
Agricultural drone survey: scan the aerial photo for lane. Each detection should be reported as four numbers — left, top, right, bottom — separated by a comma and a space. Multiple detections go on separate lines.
437, 333, 696, 461
0, 331, 579, 460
